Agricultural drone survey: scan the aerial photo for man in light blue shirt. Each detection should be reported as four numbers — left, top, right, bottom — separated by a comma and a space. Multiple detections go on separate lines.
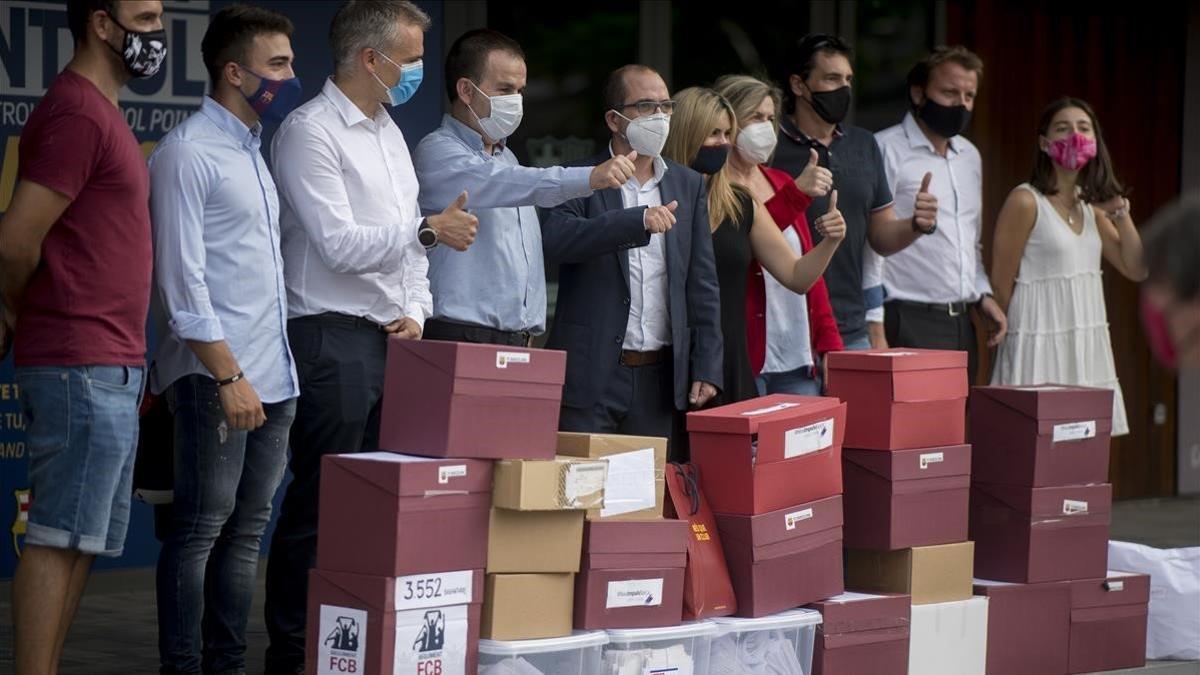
413, 28, 635, 344
147, 6, 299, 673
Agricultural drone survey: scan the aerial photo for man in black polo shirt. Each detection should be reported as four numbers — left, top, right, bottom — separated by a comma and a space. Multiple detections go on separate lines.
772, 33, 937, 349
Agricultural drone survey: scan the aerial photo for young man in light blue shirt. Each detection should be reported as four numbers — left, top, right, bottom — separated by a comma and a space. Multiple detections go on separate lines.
413, 28, 636, 345
147, 6, 299, 673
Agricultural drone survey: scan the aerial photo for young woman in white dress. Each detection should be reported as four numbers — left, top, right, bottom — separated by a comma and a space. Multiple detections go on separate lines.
990, 97, 1147, 435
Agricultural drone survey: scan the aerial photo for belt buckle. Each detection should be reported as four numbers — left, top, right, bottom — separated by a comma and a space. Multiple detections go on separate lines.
947, 302, 962, 317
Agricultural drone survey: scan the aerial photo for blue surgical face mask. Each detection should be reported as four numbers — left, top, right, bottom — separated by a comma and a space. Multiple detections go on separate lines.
238, 65, 302, 124
372, 49, 422, 106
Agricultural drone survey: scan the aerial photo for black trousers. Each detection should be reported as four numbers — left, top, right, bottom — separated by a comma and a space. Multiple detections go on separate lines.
559, 359, 676, 451
422, 317, 531, 347
884, 300, 979, 383
263, 314, 387, 673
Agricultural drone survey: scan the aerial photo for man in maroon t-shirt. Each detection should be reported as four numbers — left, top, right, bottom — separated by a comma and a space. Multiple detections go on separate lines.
0, 1, 163, 671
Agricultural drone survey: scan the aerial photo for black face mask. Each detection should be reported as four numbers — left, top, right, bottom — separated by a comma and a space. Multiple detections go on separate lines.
917, 96, 971, 139
805, 85, 851, 124
691, 144, 730, 175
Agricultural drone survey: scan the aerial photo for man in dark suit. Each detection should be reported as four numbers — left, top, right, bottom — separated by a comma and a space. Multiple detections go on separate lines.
543, 64, 723, 441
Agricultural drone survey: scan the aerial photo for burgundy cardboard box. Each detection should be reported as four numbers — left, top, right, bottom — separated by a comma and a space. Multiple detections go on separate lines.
317, 452, 491, 577
843, 444, 971, 550
715, 494, 845, 617
970, 384, 1114, 487
971, 482, 1111, 583
974, 579, 1071, 675
575, 520, 688, 629
808, 592, 911, 675
825, 348, 967, 450
306, 568, 484, 675
688, 395, 846, 515
1068, 571, 1150, 674
378, 339, 566, 459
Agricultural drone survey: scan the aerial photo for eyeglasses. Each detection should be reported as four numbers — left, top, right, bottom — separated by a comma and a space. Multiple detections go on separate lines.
619, 99, 675, 115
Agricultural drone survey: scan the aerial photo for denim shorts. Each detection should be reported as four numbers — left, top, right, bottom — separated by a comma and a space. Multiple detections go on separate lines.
16, 365, 145, 557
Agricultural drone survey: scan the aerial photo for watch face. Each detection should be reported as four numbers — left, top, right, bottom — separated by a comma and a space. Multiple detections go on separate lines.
419, 227, 437, 247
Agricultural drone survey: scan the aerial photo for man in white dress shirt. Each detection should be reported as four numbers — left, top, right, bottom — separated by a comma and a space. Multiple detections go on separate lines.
262, 2, 477, 671
874, 46, 1007, 382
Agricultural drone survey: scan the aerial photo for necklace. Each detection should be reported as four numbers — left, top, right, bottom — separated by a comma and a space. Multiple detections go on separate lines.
1053, 192, 1080, 228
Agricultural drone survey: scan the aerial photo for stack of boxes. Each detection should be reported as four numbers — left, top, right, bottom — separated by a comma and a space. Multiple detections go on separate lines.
827, 348, 984, 674
970, 384, 1149, 674
687, 394, 848, 617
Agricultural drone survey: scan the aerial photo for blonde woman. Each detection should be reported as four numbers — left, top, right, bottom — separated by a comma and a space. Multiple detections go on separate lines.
663, 87, 847, 403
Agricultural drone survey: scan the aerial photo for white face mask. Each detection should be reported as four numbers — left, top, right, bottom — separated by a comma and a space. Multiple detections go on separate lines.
736, 121, 778, 165
615, 111, 670, 157
468, 81, 523, 141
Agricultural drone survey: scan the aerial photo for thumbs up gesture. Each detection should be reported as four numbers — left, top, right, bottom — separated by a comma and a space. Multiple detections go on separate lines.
644, 199, 678, 234
428, 190, 479, 251
591, 151, 638, 190
913, 172, 938, 234
795, 148, 833, 198
813, 189, 846, 242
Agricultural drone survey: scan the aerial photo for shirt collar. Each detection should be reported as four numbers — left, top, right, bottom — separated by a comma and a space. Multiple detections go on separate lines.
442, 113, 505, 155
903, 111, 959, 155
608, 141, 668, 184
322, 77, 392, 129
199, 96, 261, 149
779, 113, 844, 145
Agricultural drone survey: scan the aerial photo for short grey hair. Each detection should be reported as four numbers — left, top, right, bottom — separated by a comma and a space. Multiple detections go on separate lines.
330, 0, 431, 72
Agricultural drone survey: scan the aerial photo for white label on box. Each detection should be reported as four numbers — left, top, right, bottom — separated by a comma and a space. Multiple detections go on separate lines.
600, 448, 657, 517
606, 578, 665, 609
1063, 499, 1090, 515
740, 401, 802, 416
919, 452, 945, 470
495, 351, 531, 369
784, 418, 835, 459
1105, 580, 1125, 592
317, 605, 367, 675
393, 604, 468, 675
1053, 420, 1096, 443
785, 508, 814, 530
563, 462, 607, 507
437, 465, 467, 484
393, 570, 474, 611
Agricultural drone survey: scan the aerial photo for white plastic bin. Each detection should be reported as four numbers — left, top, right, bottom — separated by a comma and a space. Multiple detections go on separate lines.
477, 630, 608, 675
709, 608, 823, 674
603, 622, 719, 675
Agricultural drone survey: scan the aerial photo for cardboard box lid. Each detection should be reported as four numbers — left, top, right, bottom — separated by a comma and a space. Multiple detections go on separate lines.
826, 348, 967, 373
844, 444, 971, 483
311, 568, 484, 612
555, 432, 669, 460
389, 338, 566, 387
973, 482, 1112, 518
973, 577, 1071, 597
714, 494, 843, 549
582, 519, 688, 555
492, 456, 607, 510
685, 394, 844, 435
807, 592, 911, 634
1069, 571, 1151, 608
324, 452, 493, 497
971, 384, 1114, 421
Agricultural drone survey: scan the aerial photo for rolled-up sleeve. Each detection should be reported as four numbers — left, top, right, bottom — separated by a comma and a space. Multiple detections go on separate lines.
272, 119, 407, 275
149, 140, 224, 342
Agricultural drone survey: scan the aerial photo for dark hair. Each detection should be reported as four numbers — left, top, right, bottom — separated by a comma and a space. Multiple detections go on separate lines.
1142, 197, 1200, 300
201, 4, 294, 86
602, 64, 659, 113
781, 33, 853, 114
67, 0, 114, 45
906, 45, 984, 107
444, 29, 525, 103
1030, 97, 1125, 203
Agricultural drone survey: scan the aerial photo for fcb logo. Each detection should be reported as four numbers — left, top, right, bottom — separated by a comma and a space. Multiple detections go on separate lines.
11, 489, 30, 558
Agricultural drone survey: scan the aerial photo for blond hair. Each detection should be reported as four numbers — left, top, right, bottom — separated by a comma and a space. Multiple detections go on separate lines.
714, 74, 783, 148
663, 87, 745, 229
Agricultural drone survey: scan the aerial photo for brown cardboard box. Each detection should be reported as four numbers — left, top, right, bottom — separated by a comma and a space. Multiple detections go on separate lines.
480, 574, 574, 641
486, 508, 583, 574
846, 541, 975, 605
492, 456, 607, 511
556, 433, 667, 520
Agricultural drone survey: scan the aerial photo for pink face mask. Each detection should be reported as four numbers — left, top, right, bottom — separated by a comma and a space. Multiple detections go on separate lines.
1045, 132, 1098, 171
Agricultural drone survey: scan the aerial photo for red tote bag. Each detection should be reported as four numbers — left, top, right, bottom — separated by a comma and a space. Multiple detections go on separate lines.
664, 462, 737, 619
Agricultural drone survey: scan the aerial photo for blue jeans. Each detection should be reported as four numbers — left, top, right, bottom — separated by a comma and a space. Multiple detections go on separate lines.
755, 366, 823, 396
157, 375, 295, 675
843, 333, 872, 351
16, 365, 144, 556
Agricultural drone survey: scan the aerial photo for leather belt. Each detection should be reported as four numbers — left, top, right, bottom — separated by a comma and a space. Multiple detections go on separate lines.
890, 299, 972, 317
619, 348, 668, 367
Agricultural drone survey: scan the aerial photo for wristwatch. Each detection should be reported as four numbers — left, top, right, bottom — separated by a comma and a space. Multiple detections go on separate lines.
913, 219, 937, 235
417, 218, 438, 250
